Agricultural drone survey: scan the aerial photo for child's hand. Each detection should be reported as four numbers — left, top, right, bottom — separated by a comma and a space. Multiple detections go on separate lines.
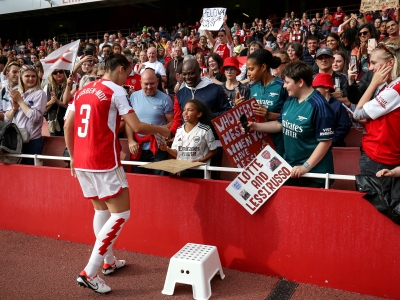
235, 91, 245, 106
377, 169, 394, 177
159, 143, 168, 151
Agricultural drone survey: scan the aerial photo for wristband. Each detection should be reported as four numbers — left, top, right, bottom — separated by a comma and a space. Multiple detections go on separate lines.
303, 161, 312, 170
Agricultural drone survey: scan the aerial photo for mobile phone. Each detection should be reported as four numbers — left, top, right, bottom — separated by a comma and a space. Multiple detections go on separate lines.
367, 38, 377, 54
239, 114, 249, 133
350, 55, 358, 73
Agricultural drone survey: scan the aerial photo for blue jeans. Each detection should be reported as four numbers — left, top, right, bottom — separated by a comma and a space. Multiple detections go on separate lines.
321, 29, 331, 35
21, 136, 44, 165
133, 150, 168, 176
359, 147, 399, 177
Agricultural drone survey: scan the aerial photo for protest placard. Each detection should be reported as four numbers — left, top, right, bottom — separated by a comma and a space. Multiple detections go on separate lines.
140, 159, 204, 174
226, 145, 292, 215
199, 7, 227, 31
212, 98, 275, 168
360, 0, 398, 12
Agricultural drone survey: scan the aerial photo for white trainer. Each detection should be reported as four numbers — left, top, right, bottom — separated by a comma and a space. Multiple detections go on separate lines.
102, 257, 126, 275
77, 270, 111, 294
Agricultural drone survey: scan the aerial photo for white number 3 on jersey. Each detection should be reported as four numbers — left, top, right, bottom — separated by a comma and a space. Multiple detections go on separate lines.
78, 104, 91, 138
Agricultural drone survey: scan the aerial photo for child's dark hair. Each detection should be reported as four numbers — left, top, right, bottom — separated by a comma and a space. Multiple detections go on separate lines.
248, 49, 281, 69
281, 61, 313, 86
105, 53, 130, 72
187, 99, 212, 127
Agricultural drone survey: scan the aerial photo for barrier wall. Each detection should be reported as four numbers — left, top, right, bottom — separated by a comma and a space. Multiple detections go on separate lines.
41, 136, 361, 190
0, 164, 398, 299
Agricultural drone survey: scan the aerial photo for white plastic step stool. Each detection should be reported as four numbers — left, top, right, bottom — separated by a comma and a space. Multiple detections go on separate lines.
162, 243, 225, 300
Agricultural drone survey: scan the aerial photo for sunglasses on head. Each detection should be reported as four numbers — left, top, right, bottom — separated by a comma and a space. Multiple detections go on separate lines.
52, 70, 64, 75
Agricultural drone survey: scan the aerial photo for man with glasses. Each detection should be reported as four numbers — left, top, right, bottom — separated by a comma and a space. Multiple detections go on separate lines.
99, 32, 112, 50
290, 20, 305, 44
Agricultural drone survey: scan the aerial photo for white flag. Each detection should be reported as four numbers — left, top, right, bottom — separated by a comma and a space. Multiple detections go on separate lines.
40, 40, 80, 80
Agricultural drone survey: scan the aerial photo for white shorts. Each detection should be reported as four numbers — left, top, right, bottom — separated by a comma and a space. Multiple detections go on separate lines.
76, 166, 129, 201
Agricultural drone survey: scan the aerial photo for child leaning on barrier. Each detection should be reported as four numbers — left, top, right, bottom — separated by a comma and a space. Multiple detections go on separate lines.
159, 99, 217, 178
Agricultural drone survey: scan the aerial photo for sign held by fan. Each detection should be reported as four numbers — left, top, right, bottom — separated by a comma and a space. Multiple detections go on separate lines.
199, 7, 227, 31
360, 0, 398, 13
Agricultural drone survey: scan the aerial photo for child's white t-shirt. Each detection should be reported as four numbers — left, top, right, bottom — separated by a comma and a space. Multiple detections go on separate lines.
172, 122, 217, 164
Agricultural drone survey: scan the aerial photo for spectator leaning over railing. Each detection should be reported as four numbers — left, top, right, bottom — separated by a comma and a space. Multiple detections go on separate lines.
353, 41, 400, 177
4, 65, 46, 165
242, 61, 335, 188
126, 69, 173, 176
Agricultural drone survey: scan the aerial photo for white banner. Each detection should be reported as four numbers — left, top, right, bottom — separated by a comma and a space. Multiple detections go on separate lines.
226, 145, 292, 215
40, 40, 80, 79
199, 7, 227, 31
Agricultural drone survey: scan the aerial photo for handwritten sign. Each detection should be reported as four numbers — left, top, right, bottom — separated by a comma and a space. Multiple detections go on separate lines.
199, 7, 227, 31
212, 98, 275, 168
140, 159, 204, 174
360, 0, 398, 12
226, 145, 292, 215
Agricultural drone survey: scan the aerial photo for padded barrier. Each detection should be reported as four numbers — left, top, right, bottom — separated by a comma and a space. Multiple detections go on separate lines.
0, 164, 398, 299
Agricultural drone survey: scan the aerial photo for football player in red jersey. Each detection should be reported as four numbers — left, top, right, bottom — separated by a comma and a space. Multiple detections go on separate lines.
64, 54, 169, 294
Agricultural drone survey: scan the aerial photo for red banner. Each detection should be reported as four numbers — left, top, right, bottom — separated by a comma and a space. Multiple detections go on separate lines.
212, 98, 275, 168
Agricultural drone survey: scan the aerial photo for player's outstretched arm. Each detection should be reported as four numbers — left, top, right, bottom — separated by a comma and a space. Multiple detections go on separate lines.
122, 112, 170, 138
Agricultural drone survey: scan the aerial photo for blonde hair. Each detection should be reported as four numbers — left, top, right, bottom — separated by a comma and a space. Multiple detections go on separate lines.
47, 69, 67, 95
18, 66, 41, 93
373, 40, 400, 79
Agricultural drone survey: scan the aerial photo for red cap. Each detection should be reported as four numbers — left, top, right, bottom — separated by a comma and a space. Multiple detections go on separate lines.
220, 57, 241, 75
312, 73, 335, 92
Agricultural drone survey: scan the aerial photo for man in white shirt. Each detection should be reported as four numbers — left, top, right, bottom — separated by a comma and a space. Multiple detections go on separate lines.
99, 32, 113, 50
139, 47, 167, 84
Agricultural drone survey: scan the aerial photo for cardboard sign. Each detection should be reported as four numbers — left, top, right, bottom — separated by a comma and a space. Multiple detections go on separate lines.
226, 145, 292, 215
140, 159, 204, 174
360, 0, 398, 12
199, 7, 227, 31
212, 98, 274, 168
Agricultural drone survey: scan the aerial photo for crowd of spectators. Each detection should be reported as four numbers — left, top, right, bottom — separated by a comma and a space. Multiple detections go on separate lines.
1, 6, 400, 186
